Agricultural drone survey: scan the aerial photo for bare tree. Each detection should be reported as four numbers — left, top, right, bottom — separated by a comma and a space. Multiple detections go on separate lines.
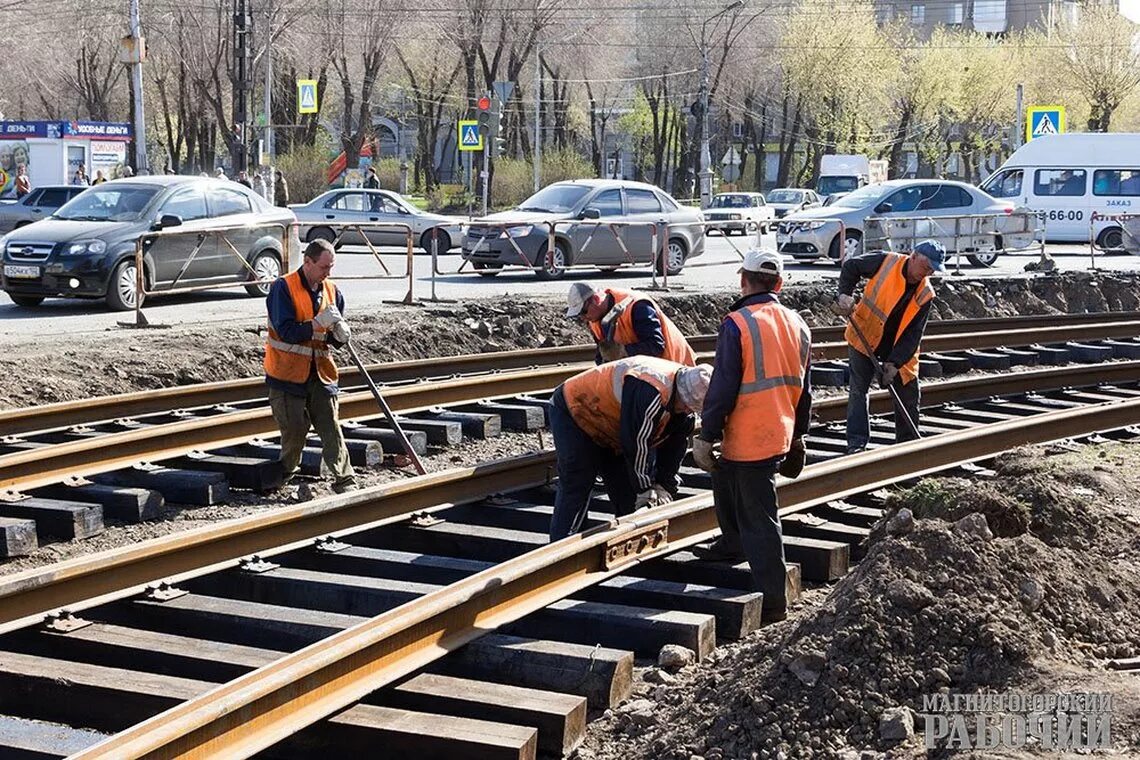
1053, 4, 1140, 132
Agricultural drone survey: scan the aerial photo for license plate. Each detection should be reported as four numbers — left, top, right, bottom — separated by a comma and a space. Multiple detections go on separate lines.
3, 264, 40, 279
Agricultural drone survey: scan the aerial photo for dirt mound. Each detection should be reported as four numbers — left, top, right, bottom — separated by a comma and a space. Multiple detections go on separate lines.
579, 445, 1140, 759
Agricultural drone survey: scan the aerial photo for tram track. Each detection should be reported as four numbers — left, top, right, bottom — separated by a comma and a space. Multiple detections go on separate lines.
0, 359, 1139, 758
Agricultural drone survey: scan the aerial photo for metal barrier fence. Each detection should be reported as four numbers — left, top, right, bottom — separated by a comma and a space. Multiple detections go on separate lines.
864, 211, 1043, 273
1088, 213, 1140, 270
770, 217, 849, 263
298, 221, 416, 304
125, 220, 292, 328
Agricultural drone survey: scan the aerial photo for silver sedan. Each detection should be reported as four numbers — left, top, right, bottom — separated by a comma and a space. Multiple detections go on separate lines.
0, 185, 87, 233
291, 189, 466, 252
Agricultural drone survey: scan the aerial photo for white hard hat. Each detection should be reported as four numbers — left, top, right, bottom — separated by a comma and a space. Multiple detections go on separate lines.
740, 249, 784, 278
566, 282, 597, 318
676, 364, 713, 412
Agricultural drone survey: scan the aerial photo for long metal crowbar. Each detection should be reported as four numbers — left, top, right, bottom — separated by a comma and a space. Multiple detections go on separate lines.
845, 316, 923, 441
345, 341, 427, 475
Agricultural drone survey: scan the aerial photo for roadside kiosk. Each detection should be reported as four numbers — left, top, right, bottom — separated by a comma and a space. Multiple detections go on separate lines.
0, 120, 133, 197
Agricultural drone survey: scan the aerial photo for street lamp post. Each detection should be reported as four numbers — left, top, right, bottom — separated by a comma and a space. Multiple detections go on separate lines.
695, 0, 743, 209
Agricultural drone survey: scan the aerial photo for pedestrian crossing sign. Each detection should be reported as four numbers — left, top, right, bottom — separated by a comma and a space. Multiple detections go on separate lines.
458, 120, 483, 151
297, 80, 318, 114
1026, 106, 1065, 142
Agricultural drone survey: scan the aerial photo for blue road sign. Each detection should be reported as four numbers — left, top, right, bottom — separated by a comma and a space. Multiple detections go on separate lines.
1026, 106, 1065, 142
458, 120, 483, 151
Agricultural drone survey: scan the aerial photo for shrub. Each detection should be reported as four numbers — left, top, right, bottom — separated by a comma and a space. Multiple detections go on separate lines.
275, 143, 330, 205
490, 148, 596, 209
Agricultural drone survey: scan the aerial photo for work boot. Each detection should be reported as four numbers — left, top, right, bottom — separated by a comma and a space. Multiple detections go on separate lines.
332, 477, 358, 494
693, 538, 745, 563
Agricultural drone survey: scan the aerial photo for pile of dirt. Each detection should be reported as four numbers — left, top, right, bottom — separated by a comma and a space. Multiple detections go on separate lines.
578, 444, 1140, 759
2, 272, 1138, 410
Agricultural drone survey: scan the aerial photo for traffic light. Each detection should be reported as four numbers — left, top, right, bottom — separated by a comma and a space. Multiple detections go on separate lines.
477, 95, 492, 145
492, 105, 507, 158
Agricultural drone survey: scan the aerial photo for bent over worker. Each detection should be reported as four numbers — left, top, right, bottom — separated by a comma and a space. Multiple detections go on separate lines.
832, 240, 942, 454
566, 282, 696, 366
549, 356, 712, 541
692, 250, 812, 621
264, 239, 357, 493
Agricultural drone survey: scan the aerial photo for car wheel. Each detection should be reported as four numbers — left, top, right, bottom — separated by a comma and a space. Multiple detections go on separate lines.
473, 262, 502, 278
967, 251, 999, 268
830, 231, 862, 261
307, 226, 335, 244
106, 259, 141, 311
535, 241, 569, 280
1097, 226, 1124, 252
245, 250, 282, 296
420, 228, 452, 254
8, 294, 43, 307
657, 238, 687, 276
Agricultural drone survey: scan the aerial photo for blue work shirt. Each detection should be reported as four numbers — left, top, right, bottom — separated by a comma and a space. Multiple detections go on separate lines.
264, 268, 346, 397
699, 292, 813, 461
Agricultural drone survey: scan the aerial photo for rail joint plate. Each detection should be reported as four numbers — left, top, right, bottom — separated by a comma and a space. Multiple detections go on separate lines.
604, 520, 668, 570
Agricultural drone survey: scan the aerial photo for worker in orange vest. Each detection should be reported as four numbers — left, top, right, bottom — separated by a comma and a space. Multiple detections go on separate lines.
548, 356, 712, 540
565, 282, 696, 366
832, 240, 942, 454
691, 250, 812, 621
264, 239, 356, 493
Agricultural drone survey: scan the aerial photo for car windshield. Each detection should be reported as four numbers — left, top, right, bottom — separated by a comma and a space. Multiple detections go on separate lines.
767, 190, 801, 203
54, 185, 160, 222
710, 194, 751, 208
831, 185, 888, 208
516, 183, 592, 213
817, 176, 860, 196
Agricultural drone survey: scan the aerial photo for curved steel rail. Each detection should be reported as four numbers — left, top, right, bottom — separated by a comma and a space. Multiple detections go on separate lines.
73, 394, 1140, 759
2, 311, 1136, 436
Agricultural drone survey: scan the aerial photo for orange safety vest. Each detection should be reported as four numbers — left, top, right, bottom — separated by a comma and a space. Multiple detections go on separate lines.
561, 355, 682, 451
587, 288, 696, 366
263, 270, 339, 386
845, 253, 935, 385
721, 301, 811, 462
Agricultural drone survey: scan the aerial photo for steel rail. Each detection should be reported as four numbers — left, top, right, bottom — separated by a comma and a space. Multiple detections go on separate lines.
74, 395, 1140, 760
0, 453, 555, 634
2, 311, 1136, 436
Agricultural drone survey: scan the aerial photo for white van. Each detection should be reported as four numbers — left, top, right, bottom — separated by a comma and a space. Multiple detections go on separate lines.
980, 133, 1140, 248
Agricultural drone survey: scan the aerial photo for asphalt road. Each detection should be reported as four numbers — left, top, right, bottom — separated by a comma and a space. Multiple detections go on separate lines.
2, 234, 1137, 339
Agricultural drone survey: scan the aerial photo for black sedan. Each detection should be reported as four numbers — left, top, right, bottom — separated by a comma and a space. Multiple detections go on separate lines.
1, 176, 295, 310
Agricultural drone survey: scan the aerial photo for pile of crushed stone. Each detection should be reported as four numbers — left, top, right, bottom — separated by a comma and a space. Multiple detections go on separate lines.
578, 445, 1140, 759
3, 271, 1140, 410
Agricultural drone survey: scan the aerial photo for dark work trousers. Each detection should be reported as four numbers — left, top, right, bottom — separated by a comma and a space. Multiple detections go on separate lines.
846, 347, 921, 452
712, 459, 786, 611
548, 390, 638, 541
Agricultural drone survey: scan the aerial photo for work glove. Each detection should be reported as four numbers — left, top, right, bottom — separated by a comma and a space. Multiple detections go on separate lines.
778, 437, 806, 479
830, 294, 855, 317
692, 438, 719, 473
331, 320, 351, 343
598, 340, 627, 362
313, 305, 343, 330
652, 484, 673, 505
879, 362, 899, 389
634, 489, 662, 511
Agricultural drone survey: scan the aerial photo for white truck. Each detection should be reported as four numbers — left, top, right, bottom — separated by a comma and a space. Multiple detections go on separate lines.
817, 155, 888, 197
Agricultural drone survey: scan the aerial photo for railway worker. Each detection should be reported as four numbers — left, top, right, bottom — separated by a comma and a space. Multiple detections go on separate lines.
831, 239, 942, 454
565, 282, 696, 366
692, 249, 812, 622
264, 239, 357, 494
548, 356, 712, 541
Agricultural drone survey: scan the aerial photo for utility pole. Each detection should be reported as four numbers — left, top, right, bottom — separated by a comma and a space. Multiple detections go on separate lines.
127, 0, 148, 173
262, 3, 274, 200
533, 43, 542, 193
693, 0, 742, 209
233, 0, 252, 172
1013, 83, 1024, 151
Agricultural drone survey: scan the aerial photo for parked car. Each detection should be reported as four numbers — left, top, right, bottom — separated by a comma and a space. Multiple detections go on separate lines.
291, 189, 465, 253
0, 185, 88, 233
461, 179, 705, 279
765, 188, 821, 218
1, 176, 294, 310
776, 180, 1015, 266
704, 192, 775, 234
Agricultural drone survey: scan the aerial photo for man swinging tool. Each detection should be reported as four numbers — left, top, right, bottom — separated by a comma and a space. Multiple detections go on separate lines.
565, 282, 696, 366
548, 356, 712, 541
831, 239, 943, 454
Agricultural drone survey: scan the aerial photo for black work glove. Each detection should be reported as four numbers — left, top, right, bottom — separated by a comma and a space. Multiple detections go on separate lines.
778, 437, 806, 479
